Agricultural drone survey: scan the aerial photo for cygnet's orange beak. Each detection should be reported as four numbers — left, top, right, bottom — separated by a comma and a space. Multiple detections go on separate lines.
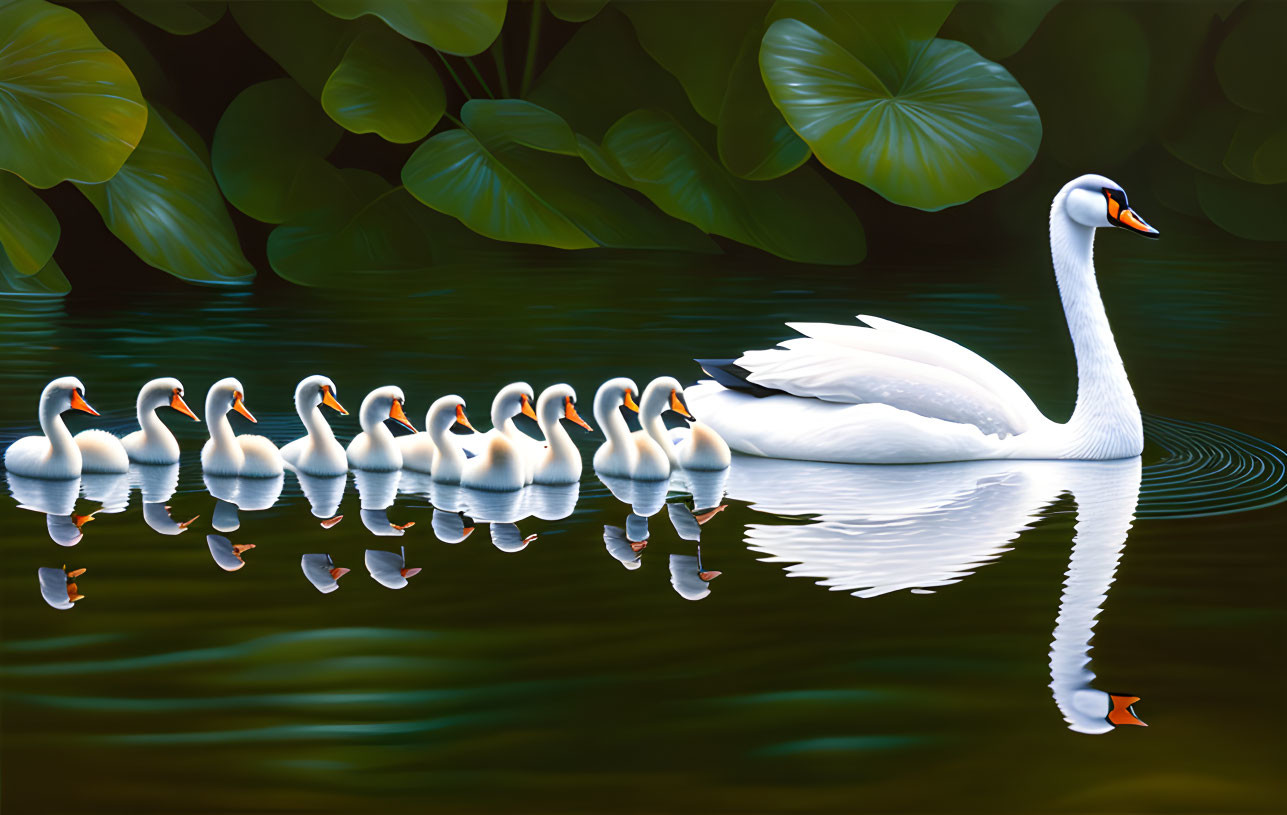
695, 505, 728, 525
321, 515, 344, 529
564, 396, 593, 431
232, 391, 256, 423
330, 567, 351, 580
388, 399, 416, 432
392, 521, 415, 531
523, 534, 539, 545
520, 393, 537, 420
461, 525, 476, 539
67, 583, 85, 602
630, 540, 648, 553
179, 515, 200, 529
400, 567, 422, 579
670, 389, 693, 419
232, 543, 255, 558
699, 570, 722, 582
70, 390, 99, 416
454, 404, 475, 432
71, 512, 96, 529
170, 389, 199, 421
321, 385, 348, 415
623, 388, 640, 413
1108, 694, 1147, 727
66, 567, 87, 578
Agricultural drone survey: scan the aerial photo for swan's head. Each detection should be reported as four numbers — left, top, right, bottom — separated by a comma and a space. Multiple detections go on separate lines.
295, 375, 347, 416
207, 377, 256, 423
1066, 689, 1147, 734
639, 376, 693, 420
360, 385, 415, 433
140, 377, 199, 421
594, 376, 641, 421
536, 384, 594, 431
1059, 174, 1158, 238
426, 394, 475, 435
43, 376, 98, 417
492, 382, 537, 425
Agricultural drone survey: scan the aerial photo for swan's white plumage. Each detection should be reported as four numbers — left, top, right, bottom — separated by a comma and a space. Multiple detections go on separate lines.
635, 376, 730, 472
346, 386, 411, 472
458, 383, 541, 483
531, 384, 589, 485
201, 377, 283, 477
281, 375, 349, 476
5, 377, 99, 479
74, 429, 130, 474
594, 377, 668, 479
425, 395, 471, 484
122, 377, 197, 465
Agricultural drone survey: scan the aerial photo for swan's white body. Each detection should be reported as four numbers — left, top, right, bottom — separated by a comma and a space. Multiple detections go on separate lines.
426, 395, 472, 485
281, 375, 349, 476
688, 175, 1157, 464
346, 386, 415, 472
458, 383, 541, 483
635, 376, 731, 473
74, 429, 130, 474
201, 377, 283, 477
594, 377, 667, 480
122, 377, 200, 464
5, 377, 101, 479
531, 384, 592, 485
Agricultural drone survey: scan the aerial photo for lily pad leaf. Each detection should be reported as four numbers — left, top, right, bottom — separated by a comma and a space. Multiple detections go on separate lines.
231, 1, 355, 97
0, 172, 59, 275
602, 109, 865, 265
322, 24, 445, 143
760, 17, 1041, 210
75, 104, 254, 285
718, 28, 810, 180
0, 254, 69, 296
119, 1, 225, 35
0, 0, 147, 188
314, 0, 505, 56
546, 0, 608, 23
403, 99, 717, 252
213, 79, 344, 224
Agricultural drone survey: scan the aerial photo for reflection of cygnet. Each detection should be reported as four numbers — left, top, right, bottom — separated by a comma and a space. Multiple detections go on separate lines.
490, 523, 537, 553
207, 534, 254, 571
360, 508, 415, 536
666, 501, 728, 542
365, 547, 421, 589
38, 565, 86, 609
212, 498, 240, 533
142, 502, 199, 535
301, 553, 351, 594
46, 511, 95, 546
603, 525, 644, 570
431, 510, 475, 543
669, 550, 722, 601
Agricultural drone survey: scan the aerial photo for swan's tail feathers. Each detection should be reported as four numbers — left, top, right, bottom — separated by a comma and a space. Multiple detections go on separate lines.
694, 359, 786, 399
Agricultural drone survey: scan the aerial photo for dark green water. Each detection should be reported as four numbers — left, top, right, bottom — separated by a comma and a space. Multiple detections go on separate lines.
1, 237, 1284, 813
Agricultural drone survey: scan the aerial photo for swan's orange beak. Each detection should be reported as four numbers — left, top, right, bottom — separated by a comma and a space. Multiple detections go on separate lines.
565, 396, 593, 431
461, 525, 475, 539
1105, 190, 1158, 238
695, 505, 728, 525
388, 399, 416, 432
1108, 694, 1147, 727
71, 512, 96, 529
520, 393, 537, 420
392, 520, 415, 531
623, 389, 640, 413
321, 386, 348, 415
170, 389, 199, 421
232, 391, 256, 423
70, 390, 99, 416
454, 404, 475, 432
670, 389, 693, 418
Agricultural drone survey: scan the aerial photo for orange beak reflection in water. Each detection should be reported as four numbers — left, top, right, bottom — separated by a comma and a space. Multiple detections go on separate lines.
388, 399, 416, 432
321, 385, 348, 415
170, 389, 200, 421
564, 396, 593, 431
1108, 694, 1147, 727
232, 391, 256, 423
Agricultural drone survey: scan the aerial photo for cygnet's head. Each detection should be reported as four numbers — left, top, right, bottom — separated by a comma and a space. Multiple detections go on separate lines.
360, 385, 415, 433
295, 375, 347, 416
639, 376, 693, 420
207, 377, 256, 423
43, 376, 97, 417
140, 377, 199, 421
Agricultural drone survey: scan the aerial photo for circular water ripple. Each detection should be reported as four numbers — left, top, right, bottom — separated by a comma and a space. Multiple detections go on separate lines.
1140, 415, 1287, 519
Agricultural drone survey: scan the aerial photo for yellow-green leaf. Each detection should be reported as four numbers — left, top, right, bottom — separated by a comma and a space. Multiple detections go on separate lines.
0, 254, 69, 296
322, 24, 445, 143
0, 171, 59, 275
119, 1, 225, 35
313, 0, 505, 56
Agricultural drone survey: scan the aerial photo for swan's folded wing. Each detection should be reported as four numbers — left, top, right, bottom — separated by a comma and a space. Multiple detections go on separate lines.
737, 338, 1025, 438
786, 316, 1042, 433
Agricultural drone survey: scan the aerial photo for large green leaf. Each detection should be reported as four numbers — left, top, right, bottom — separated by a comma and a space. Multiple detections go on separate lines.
313, 0, 505, 56
602, 110, 865, 265
75, 105, 254, 285
403, 99, 716, 252
1215, 1, 1287, 114
322, 23, 445, 143
213, 79, 343, 224
760, 17, 1040, 210
230, 1, 355, 97
0, 0, 147, 188
119, 1, 225, 35
0, 171, 59, 275
718, 28, 810, 180
546, 0, 607, 23
0, 254, 69, 296
79, 5, 176, 100
939, 0, 1058, 61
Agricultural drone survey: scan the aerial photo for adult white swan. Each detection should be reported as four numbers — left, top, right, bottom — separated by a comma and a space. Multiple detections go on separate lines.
122, 377, 201, 464
346, 386, 416, 472
688, 175, 1159, 464
202, 378, 283, 477
280, 375, 350, 476
6, 377, 108, 479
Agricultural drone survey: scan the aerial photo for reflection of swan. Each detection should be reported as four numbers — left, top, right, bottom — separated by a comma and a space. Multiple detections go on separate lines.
594, 378, 665, 479
207, 534, 254, 571
431, 509, 474, 543
689, 175, 1159, 463
122, 377, 200, 464
637, 376, 730, 472
365, 546, 421, 589
202, 378, 282, 477
727, 455, 1145, 734
301, 553, 351, 594
142, 502, 199, 535
5, 377, 103, 478
666, 501, 727, 542
353, 469, 414, 535
669, 548, 721, 601
490, 523, 537, 553
132, 464, 200, 537
603, 518, 647, 569
671, 467, 728, 514
204, 472, 284, 532
524, 482, 579, 521
293, 470, 347, 521
281, 375, 349, 476
598, 472, 668, 517
38, 565, 86, 609
347, 385, 416, 471
6, 472, 93, 545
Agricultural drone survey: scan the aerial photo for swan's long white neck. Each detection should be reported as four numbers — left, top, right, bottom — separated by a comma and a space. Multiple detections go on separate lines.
137, 393, 172, 450
1049, 202, 1142, 458
204, 392, 238, 457
39, 393, 77, 462
538, 397, 578, 467
429, 405, 466, 469
297, 392, 336, 446
594, 391, 633, 450
360, 401, 396, 456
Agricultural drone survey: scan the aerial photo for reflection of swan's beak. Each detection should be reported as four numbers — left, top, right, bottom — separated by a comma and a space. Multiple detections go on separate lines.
564, 397, 593, 431
72, 512, 97, 529
232, 391, 256, 423
699, 570, 722, 581
630, 540, 648, 552
461, 525, 475, 539
520, 393, 537, 420
454, 404, 474, 432
389, 399, 416, 432
623, 389, 640, 413
322, 385, 348, 415
694, 505, 727, 525
67, 583, 84, 602
66, 567, 86, 578
321, 515, 344, 529
400, 567, 422, 579
330, 567, 351, 580
392, 520, 415, 531
1108, 694, 1147, 726
670, 389, 693, 419
170, 390, 200, 421
180, 515, 200, 529
70, 390, 99, 416
232, 543, 256, 557
523, 534, 538, 545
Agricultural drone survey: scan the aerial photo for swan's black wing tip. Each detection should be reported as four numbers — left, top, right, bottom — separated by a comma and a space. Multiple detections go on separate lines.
694, 358, 786, 398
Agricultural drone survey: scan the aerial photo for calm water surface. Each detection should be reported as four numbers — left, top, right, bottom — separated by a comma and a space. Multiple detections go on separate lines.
1, 241, 1284, 814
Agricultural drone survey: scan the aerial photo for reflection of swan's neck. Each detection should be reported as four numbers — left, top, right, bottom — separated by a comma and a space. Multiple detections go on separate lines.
40, 391, 76, 461
1050, 203, 1142, 457
1049, 461, 1141, 733
298, 393, 336, 447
